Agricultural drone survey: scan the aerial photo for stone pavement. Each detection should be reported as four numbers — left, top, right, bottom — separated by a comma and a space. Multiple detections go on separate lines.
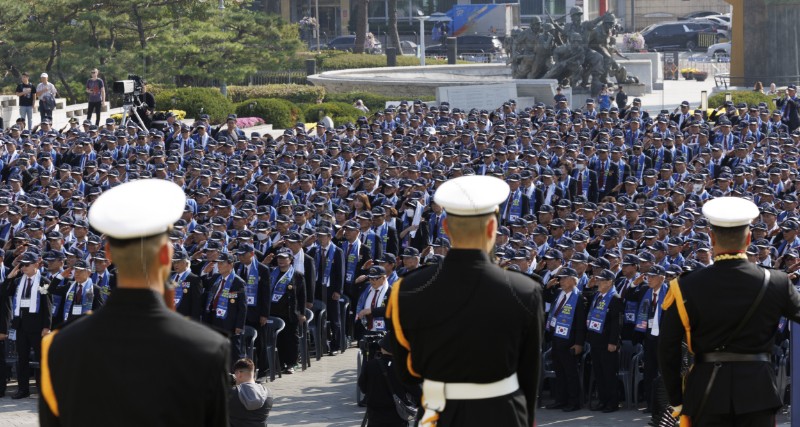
0, 345, 793, 426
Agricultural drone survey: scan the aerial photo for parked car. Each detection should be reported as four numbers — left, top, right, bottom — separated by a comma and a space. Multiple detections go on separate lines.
399, 40, 417, 55
425, 35, 504, 58
706, 41, 731, 61
325, 35, 383, 54
678, 11, 723, 20
641, 21, 717, 51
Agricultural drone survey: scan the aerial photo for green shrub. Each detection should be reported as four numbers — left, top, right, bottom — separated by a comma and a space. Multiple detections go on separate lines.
227, 84, 326, 104
235, 98, 298, 129
317, 52, 453, 70
324, 91, 435, 110
154, 87, 233, 124
303, 102, 363, 126
708, 91, 777, 114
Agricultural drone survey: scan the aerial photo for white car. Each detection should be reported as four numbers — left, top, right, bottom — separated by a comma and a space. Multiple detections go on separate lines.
706, 41, 730, 61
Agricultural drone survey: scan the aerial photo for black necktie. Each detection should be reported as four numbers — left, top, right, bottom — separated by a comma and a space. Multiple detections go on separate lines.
23, 277, 32, 298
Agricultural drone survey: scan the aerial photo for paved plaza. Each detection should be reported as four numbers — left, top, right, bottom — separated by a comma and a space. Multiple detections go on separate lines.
0, 346, 792, 426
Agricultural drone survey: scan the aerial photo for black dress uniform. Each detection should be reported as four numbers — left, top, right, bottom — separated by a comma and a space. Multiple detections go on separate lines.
388, 250, 543, 426
543, 270, 587, 411
39, 178, 231, 427
234, 251, 272, 374
50, 277, 104, 325
660, 259, 800, 425
659, 196, 800, 426
0, 273, 11, 397
585, 270, 623, 412
306, 235, 346, 353
203, 266, 247, 363
5, 263, 52, 397
270, 248, 306, 372
40, 288, 230, 426
171, 268, 204, 321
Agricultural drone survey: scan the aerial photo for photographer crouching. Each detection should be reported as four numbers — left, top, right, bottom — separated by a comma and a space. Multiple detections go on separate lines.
229, 358, 272, 427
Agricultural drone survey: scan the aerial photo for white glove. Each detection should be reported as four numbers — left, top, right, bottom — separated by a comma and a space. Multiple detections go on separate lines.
670, 404, 683, 418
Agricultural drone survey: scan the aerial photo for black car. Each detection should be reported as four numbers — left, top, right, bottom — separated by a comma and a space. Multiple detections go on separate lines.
325, 35, 382, 54
641, 21, 717, 51
425, 35, 504, 58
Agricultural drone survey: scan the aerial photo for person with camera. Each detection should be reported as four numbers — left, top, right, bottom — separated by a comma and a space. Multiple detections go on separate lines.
358, 333, 421, 427
228, 358, 272, 427
135, 80, 155, 129
776, 84, 800, 131
35, 73, 57, 125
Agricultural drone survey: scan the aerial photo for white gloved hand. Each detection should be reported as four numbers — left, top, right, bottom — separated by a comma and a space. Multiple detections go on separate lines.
670, 404, 683, 418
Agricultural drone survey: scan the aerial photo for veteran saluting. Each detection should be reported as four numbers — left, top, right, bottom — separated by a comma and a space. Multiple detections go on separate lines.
659, 197, 800, 426
387, 175, 544, 427
39, 179, 231, 426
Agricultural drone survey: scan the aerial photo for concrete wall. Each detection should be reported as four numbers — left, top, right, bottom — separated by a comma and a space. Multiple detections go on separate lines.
740, 0, 800, 87
0, 95, 119, 129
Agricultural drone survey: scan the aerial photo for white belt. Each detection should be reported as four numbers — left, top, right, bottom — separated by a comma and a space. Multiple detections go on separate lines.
421, 373, 519, 426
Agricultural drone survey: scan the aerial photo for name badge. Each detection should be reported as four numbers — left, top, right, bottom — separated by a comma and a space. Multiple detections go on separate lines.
549, 317, 556, 329
373, 319, 385, 330
20, 299, 31, 308
72, 305, 83, 316
271, 293, 282, 303
648, 318, 654, 329
8, 329, 16, 341
247, 296, 255, 305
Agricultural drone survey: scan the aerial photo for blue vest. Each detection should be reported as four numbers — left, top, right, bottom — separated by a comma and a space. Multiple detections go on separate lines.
587, 288, 616, 335
635, 286, 667, 333
547, 290, 581, 340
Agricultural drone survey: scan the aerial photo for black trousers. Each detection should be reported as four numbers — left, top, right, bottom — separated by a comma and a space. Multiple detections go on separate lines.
642, 334, 659, 406
593, 344, 619, 407
0, 339, 6, 394
277, 316, 298, 369
551, 343, 580, 407
87, 101, 102, 126
16, 330, 41, 392
326, 294, 341, 353
230, 333, 243, 367
693, 408, 776, 427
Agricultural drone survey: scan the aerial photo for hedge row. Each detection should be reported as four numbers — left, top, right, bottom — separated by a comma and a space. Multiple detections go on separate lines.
154, 87, 233, 124
231, 99, 363, 129
318, 52, 453, 70
227, 84, 326, 104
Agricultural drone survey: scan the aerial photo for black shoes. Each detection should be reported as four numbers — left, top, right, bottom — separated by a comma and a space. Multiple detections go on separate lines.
545, 402, 566, 410
11, 391, 30, 400
562, 405, 581, 412
602, 405, 619, 413
590, 404, 606, 411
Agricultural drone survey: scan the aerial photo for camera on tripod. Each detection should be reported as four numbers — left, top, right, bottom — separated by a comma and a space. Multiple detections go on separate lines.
112, 74, 145, 106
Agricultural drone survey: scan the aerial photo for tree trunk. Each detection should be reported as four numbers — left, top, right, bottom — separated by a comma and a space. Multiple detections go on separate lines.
353, 0, 368, 53
388, 0, 401, 51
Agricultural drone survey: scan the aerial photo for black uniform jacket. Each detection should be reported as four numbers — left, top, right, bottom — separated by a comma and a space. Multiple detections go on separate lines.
659, 259, 800, 416
387, 249, 544, 427
40, 288, 230, 427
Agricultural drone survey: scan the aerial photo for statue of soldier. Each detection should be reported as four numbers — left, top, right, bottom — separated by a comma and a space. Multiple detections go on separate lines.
587, 13, 620, 94
512, 18, 542, 79
543, 32, 585, 86
528, 23, 555, 79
